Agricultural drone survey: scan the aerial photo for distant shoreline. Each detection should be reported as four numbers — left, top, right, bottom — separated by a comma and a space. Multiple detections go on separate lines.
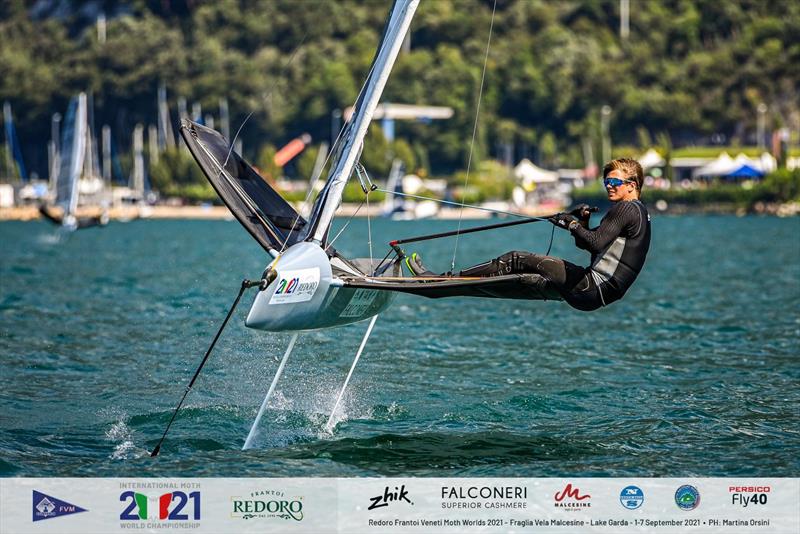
1, 202, 797, 221
0, 204, 560, 221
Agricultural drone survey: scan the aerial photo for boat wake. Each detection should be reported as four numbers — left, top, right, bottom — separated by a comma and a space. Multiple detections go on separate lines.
103, 411, 149, 460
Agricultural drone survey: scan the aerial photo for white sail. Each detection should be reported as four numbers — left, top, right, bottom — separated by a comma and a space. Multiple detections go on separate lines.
55, 93, 87, 218
304, 0, 418, 245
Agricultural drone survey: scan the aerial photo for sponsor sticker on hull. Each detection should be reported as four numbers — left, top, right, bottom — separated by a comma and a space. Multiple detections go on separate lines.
269, 268, 321, 305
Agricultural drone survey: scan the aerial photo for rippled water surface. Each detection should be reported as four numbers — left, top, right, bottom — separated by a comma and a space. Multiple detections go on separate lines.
1, 215, 798, 477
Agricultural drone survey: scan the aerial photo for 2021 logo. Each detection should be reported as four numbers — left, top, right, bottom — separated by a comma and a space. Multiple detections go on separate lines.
119, 491, 201, 521
269, 268, 320, 304
274, 277, 300, 295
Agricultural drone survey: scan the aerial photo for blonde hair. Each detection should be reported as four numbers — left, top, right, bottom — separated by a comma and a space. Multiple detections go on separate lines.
603, 158, 644, 191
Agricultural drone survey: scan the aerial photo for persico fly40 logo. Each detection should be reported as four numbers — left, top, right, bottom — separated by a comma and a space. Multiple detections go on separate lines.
730, 485, 770, 507
269, 268, 320, 305
120, 491, 201, 521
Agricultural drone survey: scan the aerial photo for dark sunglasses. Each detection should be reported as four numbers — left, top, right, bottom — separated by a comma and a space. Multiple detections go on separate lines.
603, 177, 634, 188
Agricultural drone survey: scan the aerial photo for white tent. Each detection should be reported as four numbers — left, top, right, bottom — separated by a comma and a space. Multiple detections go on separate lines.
739, 152, 776, 174
692, 152, 735, 177
639, 148, 665, 170
514, 159, 558, 191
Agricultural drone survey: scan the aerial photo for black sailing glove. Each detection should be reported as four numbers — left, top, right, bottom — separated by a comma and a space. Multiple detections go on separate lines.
568, 203, 598, 222
549, 212, 579, 231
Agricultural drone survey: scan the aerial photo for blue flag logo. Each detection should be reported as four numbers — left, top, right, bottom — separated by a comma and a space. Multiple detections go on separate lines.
32, 490, 88, 522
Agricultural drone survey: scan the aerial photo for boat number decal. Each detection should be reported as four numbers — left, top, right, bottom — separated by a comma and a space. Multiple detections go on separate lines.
339, 289, 378, 318
269, 268, 320, 305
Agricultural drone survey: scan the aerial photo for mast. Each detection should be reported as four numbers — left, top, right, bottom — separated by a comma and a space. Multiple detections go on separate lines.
304, 0, 418, 245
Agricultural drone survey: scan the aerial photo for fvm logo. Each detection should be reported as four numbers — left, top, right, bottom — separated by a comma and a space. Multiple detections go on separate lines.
368, 485, 413, 510
120, 491, 201, 521
32, 491, 88, 522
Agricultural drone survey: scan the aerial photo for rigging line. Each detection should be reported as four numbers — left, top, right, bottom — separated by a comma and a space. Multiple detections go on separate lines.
280, 46, 386, 254
371, 247, 397, 277
324, 196, 368, 252
544, 224, 556, 256
366, 189, 374, 270
218, 33, 308, 182
150, 277, 267, 457
195, 33, 309, 252
450, 0, 497, 273
372, 187, 545, 219
389, 215, 553, 245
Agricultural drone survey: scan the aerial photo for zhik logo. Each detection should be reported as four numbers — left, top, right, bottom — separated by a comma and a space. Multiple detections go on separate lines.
368, 485, 413, 510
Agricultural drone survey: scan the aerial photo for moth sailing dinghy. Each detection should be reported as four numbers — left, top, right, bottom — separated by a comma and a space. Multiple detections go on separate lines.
39, 93, 108, 231
151, 0, 558, 455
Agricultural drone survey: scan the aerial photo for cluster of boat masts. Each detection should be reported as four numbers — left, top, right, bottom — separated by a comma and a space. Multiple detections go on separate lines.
1, 87, 244, 228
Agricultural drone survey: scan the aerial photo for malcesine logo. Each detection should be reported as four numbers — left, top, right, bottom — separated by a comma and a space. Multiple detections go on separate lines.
554, 483, 591, 510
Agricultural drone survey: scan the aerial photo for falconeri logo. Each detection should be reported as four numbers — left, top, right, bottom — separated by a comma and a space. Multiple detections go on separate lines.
231, 488, 304, 521
32, 491, 87, 522
441, 485, 527, 510
554, 483, 591, 510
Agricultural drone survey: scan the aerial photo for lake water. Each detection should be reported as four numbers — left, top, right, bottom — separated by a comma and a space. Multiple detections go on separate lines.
0, 215, 798, 477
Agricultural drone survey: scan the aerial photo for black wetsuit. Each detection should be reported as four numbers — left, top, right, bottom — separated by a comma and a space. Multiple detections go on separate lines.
459, 200, 651, 311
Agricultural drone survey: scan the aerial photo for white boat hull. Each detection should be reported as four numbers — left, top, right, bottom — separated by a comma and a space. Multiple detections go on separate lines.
245, 242, 396, 332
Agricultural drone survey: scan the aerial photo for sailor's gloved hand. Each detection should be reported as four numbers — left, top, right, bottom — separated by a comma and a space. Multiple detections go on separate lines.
549, 212, 580, 231
568, 203, 598, 221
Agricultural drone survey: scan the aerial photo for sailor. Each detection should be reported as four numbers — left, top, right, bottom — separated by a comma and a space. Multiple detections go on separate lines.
406, 158, 651, 311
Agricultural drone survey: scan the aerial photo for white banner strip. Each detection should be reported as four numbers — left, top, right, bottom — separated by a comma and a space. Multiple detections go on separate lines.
1, 478, 797, 534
